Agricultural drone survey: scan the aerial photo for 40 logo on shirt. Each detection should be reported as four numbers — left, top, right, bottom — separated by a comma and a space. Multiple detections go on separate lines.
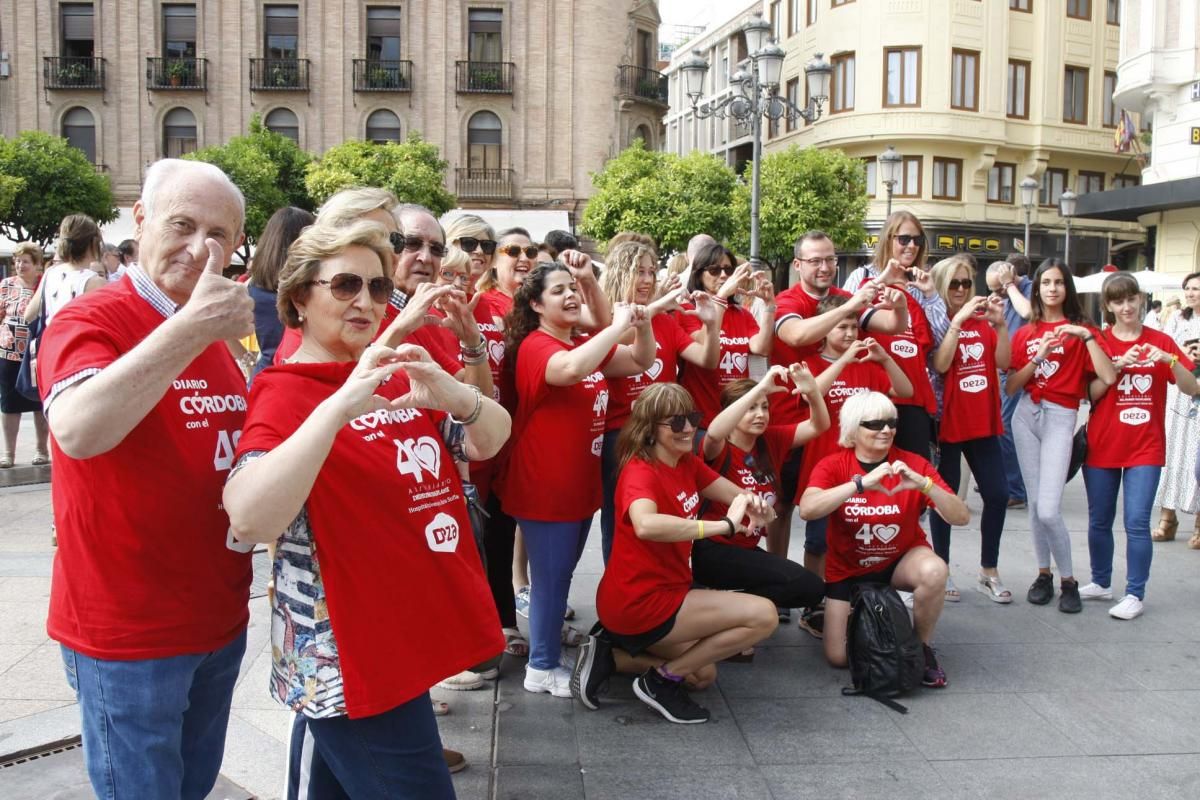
958, 343, 985, 362
719, 350, 749, 375
425, 511, 459, 553
593, 389, 610, 417
1035, 359, 1061, 380
1117, 373, 1153, 397
854, 522, 901, 545
392, 436, 442, 481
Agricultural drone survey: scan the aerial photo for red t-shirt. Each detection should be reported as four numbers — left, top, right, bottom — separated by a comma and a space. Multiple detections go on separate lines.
480, 290, 516, 412
770, 285, 856, 425
808, 447, 947, 583
606, 314, 694, 431
797, 355, 891, 490
1010, 319, 1097, 410
1086, 327, 1194, 468
868, 292, 936, 414
596, 454, 720, 634
500, 331, 613, 521
702, 424, 796, 549
939, 317, 1003, 443
37, 279, 253, 660
678, 303, 759, 426
236, 362, 502, 718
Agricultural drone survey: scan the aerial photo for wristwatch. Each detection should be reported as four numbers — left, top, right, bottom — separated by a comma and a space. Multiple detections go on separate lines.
853, 475, 865, 494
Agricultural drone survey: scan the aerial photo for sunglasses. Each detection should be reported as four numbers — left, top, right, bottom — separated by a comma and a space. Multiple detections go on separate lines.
455, 236, 497, 256
309, 273, 394, 303
500, 244, 540, 259
860, 417, 899, 431
658, 411, 703, 433
703, 265, 737, 277
948, 278, 974, 291
894, 234, 926, 247
390, 232, 447, 258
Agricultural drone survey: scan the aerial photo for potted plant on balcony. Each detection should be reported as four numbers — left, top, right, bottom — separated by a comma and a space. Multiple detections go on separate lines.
636, 78, 661, 100
166, 59, 191, 88
367, 65, 398, 90
270, 64, 295, 88
472, 68, 500, 91
57, 61, 88, 87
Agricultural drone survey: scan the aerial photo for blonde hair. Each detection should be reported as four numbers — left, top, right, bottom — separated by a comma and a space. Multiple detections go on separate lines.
873, 211, 927, 272
56, 214, 102, 264
838, 391, 898, 447
930, 254, 976, 309
600, 241, 657, 304
315, 187, 398, 228
445, 213, 495, 245
616, 383, 695, 469
12, 242, 44, 265
441, 245, 470, 274
607, 231, 656, 254
276, 221, 394, 328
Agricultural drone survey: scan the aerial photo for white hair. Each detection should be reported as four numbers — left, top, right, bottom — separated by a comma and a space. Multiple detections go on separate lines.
986, 260, 1014, 279
140, 158, 246, 227
838, 391, 898, 448
316, 187, 398, 228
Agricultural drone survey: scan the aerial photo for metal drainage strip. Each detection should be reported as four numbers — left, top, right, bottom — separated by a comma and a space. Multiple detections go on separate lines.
0, 736, 83, 770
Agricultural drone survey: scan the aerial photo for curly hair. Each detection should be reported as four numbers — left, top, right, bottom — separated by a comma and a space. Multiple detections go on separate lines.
503, 261, 572, 372
600, 241, 658, 305
616, 383, 696, 470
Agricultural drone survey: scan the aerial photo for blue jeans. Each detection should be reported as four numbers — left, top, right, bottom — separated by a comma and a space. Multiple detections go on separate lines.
931, 436, 1008, 568
61, 631, 247, 800
285, 692, 453, 800
1083, 465, 1160, 600
516, 517, 590, 670
1000, 373, 1027, 503
599, 428, 622, 565
803, 516, 828, 555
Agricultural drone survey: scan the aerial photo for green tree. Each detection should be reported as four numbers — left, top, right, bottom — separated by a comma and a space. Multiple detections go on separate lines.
0, 131, 117, 246
731, 145, 869, 266
0, 175, 24, 221
581, 140, 739, 253
245, 116, 313, 212
305, 133, 456, 215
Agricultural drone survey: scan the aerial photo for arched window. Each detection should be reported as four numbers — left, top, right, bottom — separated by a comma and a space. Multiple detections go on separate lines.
633, 124, 652, 147
62, 106, 96, 163
365, 109, 402, 143
467, 111, 501, 173
162, 107, 197, 158
265, 108, 300, 143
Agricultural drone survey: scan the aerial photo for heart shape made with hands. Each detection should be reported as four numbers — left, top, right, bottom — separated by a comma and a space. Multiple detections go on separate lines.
1035, 359, 1060, 380
964, 343, 985, 362
646, 358, 664, 381
731, 352, 749, 374
1132, 374, 1153, 395
487, 339, 506, 364
873, 524, 901, 544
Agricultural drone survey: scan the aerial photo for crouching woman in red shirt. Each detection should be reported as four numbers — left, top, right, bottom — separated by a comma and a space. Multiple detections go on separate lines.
799, 391, 968, 688
586, 383, 779, 724
223, 220, 510, 799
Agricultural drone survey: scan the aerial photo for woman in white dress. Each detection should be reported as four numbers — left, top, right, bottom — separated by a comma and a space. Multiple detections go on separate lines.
1152, 272, 1200, 546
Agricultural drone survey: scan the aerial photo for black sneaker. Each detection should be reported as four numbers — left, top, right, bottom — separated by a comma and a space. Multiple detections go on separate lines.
571, 632, 615, 710
632, 669, 711, 724
1058, 578, 1082, 614
1027, 573, 1055, 605
798, 606, 825, 640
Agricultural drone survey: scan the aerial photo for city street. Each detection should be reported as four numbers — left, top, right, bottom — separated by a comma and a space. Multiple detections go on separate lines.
2, 416, 1200, 799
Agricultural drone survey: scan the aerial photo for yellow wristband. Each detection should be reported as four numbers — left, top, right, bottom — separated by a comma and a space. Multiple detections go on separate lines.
697, 520, 705, 540
921, 476, 934, 495
1168, 355, 1179, 370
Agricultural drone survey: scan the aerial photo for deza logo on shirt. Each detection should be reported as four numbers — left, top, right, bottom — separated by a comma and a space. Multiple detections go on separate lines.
425, 511, 459, 553
1115, 372, 1154, 426
890, 339, 918, 359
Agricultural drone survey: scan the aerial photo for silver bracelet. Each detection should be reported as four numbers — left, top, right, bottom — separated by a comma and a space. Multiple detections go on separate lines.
450, 386, 483, 426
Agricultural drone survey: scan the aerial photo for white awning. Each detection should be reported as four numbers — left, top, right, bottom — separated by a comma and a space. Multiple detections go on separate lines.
440, 209, 571, 244
0, 206, 137, 257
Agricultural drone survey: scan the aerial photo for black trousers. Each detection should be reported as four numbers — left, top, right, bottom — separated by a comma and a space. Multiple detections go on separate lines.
482, 491, 518, 628
691, 539, 825, 609
894, 404, 934, 461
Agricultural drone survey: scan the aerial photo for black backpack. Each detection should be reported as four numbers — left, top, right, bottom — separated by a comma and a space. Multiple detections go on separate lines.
840, 583, 924, 713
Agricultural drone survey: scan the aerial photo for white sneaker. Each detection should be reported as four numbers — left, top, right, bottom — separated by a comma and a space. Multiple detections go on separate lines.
436, 669, 485, 691
524, 665, 572, 697
1109, 594, 1144, 620
1079, 582, 1113, 601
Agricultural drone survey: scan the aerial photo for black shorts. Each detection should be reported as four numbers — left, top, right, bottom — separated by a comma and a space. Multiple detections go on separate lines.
825, 561, 900, 603
0, 358, 40, 415
778, 447, 804, 506
606, 603, 682, 657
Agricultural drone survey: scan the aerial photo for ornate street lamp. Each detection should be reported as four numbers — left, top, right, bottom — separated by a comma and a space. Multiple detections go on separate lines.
681, 13, 831, 271
878, 145, 902, 217
1059, 189, 1078, 267
1020, 177, 1039, 259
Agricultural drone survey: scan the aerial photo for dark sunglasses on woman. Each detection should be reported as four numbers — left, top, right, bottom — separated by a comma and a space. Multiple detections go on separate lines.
703, 265, 737, 277
948, 278, 974, 291
455, 236, 497, 256
860, 417, 899, 431
389, 232, 448, 258
659, 411, 703, 433
894, 234, 926, 247
309, 273, 395, 303
500, 244, 540, 260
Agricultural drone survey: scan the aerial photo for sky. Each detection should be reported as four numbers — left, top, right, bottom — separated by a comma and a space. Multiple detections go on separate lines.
658, 0, 755, 44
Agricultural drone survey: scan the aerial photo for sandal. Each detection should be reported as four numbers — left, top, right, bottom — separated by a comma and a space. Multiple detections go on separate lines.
1189, 532, 1200, 551
31, 453, 50, 466
944, 576, 961, 602
503, 627, 529, 658
1152, 515, 1179, 542
561, 624, 586, 647
976, 573, 1013, 604
431, 698, 451, 716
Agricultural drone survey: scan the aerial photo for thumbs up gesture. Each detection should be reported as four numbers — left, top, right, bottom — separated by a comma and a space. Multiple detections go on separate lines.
179, 239, 254, 343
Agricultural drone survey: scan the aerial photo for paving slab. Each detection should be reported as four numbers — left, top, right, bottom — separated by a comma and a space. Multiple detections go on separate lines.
762, 759, 953, 800
933, 754, 1190, 800
733, 696, 923, 765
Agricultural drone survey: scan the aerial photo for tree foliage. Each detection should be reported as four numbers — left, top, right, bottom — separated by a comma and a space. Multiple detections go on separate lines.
304, 134, 456, 215
731, 145, 869, 264
184, 115, 314, 258
0, 131, 117, 246
581, 140, 739, 253
0, 175, 23, 221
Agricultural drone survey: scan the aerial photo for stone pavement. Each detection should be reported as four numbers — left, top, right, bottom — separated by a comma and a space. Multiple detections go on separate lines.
2, 414, 1200, 799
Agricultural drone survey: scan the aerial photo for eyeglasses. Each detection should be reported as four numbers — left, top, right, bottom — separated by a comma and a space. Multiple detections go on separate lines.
703, 265, 737, 276
455, 237, 497, 256
894, 234, 926, 247
859, 417, 899, 431
948, 278, 974, 291
390, 232, 447, 258
500, 244, 540, 260
658, 411, 703, 433
438, 269, 470, 286
799, 256, 839, 268
308, 273, 394, 303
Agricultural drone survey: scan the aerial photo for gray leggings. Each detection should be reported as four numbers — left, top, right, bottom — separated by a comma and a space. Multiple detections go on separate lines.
1012, 394, 1077, 576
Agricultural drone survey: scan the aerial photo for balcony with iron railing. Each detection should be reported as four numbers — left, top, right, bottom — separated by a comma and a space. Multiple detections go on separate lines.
455, 168, 514, 201
455, 61, 514, 94
249, 58, 310, 91
43, 57, 105, 90
617, 65, 668, 106
147, 57, 208, 90
352, 59, 413, 92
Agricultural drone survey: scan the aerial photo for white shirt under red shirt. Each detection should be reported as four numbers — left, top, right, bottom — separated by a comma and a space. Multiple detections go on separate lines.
36, 267, 253, 660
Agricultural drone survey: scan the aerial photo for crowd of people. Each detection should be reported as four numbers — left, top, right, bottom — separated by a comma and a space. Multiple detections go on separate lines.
2, 155, 1199, 798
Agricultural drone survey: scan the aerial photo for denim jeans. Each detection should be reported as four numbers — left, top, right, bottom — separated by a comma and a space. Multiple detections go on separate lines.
931, 436, 1008, 568
999, 372, 1027, 503
1083, 464, 1161, 600
61, 631, 246, 800
516, 517, 591, 670
599, 428, 622, 565
285, 692, 453, 800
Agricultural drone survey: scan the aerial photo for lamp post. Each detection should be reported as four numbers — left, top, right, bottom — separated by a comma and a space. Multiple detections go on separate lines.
1059, 189, 1077, 267
1019, 176, 1039, 260
680, 13, 831, 271
878, 145, 902, 217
